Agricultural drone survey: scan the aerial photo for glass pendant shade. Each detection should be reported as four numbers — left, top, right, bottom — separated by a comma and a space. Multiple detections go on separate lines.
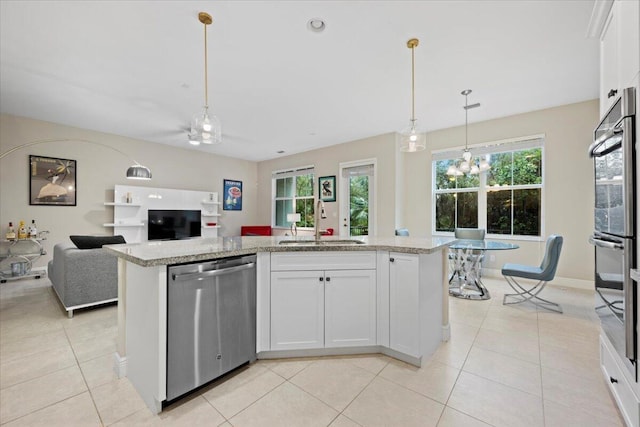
398, 122, 426, 152
479, 159, 491, 171
469, 164, 480, 175
398, 38, 426, 153
189, 106, 221, 145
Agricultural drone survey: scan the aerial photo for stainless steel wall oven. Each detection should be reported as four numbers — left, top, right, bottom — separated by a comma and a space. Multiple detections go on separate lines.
589, 87, 637, 379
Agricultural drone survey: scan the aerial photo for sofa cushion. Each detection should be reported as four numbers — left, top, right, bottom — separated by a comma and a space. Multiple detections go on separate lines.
69, 235, 126, 249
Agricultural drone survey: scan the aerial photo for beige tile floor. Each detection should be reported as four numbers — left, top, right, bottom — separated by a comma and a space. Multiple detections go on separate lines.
0, 276, 626, 426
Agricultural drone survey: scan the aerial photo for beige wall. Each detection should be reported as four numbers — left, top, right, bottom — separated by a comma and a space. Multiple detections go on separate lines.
257, 99, 598, 284
0, 114, 258, 269
256, 133, 399, 237
2, 99, 598, 283
403, 99, 599, 283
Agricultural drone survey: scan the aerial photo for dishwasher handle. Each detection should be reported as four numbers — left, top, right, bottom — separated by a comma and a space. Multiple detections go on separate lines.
171, 262, 255, 282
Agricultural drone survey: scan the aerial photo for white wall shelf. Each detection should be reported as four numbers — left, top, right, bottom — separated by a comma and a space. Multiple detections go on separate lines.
104, 202, 142, 207
105, 185, 222, 243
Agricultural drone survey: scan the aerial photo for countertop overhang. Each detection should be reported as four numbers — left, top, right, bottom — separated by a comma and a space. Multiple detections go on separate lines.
104, 236, 454, 267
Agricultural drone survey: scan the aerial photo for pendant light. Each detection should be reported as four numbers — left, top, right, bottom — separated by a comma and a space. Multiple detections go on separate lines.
446, 89, 489, 176
188, 12, 222, 146
398, 38, 426, 152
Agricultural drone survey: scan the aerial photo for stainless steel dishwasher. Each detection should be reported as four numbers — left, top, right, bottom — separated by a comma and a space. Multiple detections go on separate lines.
166, 254, 256, 402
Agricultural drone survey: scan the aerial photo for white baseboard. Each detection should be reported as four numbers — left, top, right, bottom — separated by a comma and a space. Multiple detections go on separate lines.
442, 323, 451, 342
113, 352, 127, 378
482, 268, 593, 291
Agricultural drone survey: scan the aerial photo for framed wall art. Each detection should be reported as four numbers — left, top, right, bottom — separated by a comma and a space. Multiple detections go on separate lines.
318, 175, 336, 202
29, 155, 77, 206
223, 179, 243, 210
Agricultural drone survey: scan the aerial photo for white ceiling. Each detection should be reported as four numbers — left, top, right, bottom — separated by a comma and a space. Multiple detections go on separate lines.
0, 0, 599, 162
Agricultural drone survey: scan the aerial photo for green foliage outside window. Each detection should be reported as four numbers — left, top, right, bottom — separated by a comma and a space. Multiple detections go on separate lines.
434, 146, 542, 236
349, 176, 369, 235
274, 173, 314, 228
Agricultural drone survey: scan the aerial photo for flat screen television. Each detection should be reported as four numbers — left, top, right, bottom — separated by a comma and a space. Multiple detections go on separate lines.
148, 210, 201, 241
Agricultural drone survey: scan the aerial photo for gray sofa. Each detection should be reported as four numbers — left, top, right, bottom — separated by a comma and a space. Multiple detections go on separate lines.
48, 242, 119, 317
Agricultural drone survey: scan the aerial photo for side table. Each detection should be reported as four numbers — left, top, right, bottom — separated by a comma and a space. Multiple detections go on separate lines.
0, 238, 47, 283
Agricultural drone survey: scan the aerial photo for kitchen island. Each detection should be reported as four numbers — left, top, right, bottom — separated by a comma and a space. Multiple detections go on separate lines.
105, 235, 453, 413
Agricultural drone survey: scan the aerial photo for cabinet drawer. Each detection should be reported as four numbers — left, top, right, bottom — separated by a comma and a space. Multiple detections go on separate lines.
601, 336, 640, 427
271, 251, 376, 271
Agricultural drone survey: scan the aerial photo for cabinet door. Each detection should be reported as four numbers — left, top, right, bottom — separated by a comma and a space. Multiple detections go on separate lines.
618, 0, 640, 89
325, 269, 376, 348
600, 8, 619, 115
271, 270, 324, 350
389, 253, 420, 357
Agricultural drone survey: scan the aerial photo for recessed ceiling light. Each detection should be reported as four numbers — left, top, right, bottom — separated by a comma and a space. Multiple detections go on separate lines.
307, 18, 326, 32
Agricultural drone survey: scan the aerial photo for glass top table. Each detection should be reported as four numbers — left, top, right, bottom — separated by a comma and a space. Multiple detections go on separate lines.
448, 239, 519, 300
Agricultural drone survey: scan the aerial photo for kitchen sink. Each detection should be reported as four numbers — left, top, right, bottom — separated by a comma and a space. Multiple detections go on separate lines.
278, 239, 366, 246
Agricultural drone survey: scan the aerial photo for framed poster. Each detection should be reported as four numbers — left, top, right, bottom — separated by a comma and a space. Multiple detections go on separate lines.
318, 175, 336, 202
29, 155, 77, 206
223, 179, 243, 210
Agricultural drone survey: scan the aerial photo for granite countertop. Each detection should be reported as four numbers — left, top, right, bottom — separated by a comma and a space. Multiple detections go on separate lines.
104, 235, 454, 267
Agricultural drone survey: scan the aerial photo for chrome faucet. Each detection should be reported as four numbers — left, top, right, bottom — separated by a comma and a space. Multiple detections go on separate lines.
314, 200, 327, 241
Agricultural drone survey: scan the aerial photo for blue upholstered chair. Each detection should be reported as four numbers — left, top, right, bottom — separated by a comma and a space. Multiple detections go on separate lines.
502, 234, 563, 313
395, 228, 410, 236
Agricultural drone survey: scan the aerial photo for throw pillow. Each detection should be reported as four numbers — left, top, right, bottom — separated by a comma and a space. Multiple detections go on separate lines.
69, 235, 126, 249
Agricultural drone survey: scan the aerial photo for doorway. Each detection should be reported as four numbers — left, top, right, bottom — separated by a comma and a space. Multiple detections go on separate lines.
339, 159, 376, 237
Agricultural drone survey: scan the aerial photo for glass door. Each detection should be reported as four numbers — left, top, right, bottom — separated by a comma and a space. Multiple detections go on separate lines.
339, 161, 375, 237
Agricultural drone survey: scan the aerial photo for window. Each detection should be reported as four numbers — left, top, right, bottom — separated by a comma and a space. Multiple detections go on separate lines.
433, 137, 543, 237
273, 166, 315, 228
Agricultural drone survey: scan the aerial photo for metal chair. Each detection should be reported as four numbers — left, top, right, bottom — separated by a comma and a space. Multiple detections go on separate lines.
395, 228, 409, 236
502, 235, 563, 313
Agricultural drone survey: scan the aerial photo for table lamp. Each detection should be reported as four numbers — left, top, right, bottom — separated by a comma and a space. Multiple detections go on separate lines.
287, 213, 301, 237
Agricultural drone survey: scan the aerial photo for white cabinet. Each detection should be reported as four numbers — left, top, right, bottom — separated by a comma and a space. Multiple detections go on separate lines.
617, 0, 639, 91
388, 253, 420, 357
271, 270, 324, 350
600, 8, 619, 115
325, 269, 377, 348
599, 0, 640, 116
269, 251, 377, 351
601, 334, 640, 427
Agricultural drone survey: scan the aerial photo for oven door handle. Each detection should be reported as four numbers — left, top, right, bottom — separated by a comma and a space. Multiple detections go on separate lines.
588, 127, 623, 158
588, 236, 624, 250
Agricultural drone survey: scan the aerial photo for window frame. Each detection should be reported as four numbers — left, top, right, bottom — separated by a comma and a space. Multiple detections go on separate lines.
432, 135, 545, 241
272, 165, 315, 230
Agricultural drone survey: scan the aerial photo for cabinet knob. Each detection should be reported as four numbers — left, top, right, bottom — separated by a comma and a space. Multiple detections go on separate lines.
610, 376, 618, 384
326, 277, 331, 282
390, 257, 395, 263
608, 89, 618, 99
319, 277, 324, 282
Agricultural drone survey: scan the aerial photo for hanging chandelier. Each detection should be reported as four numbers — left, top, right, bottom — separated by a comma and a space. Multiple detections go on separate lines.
398, 38, 426, 152
446, 89, 490, 176
188, 12, 222, 146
